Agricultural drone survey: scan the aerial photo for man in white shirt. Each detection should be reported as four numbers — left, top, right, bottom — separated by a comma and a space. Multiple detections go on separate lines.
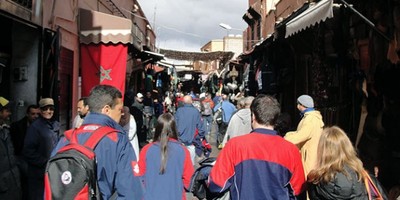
72, 97, 89, 128
120, 106, 139, 160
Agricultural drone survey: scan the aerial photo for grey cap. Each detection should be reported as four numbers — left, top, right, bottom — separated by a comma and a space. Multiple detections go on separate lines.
297, 95, 314, 108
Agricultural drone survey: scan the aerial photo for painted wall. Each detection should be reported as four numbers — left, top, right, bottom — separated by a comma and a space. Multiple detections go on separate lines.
9, 22, 40, 121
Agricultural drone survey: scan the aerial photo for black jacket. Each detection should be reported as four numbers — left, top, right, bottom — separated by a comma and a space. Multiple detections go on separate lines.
0, 125, 21, 199
308, 167, 368, 200
10, 117, 29, 156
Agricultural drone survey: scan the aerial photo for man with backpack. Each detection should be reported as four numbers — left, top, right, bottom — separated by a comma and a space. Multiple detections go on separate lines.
47, 85, 143, 199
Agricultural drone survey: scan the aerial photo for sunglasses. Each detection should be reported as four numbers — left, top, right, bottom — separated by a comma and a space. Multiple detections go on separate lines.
41, 106, 55, 111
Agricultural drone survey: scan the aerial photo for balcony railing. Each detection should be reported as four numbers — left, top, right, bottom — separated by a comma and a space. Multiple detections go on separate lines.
11, 0, 32, 9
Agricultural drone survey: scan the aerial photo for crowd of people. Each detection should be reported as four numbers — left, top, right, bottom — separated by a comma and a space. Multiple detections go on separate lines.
1, 84, 400, 199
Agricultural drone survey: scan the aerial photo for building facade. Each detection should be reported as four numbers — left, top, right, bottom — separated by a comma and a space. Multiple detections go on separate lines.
0, 0, 157, 132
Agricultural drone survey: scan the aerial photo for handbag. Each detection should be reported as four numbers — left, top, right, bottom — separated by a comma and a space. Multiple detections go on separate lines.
363, 170, 388, 200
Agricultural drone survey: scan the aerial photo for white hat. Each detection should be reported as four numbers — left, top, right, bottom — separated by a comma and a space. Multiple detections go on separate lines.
136, 93, 143, 98
199, 93, 206, 99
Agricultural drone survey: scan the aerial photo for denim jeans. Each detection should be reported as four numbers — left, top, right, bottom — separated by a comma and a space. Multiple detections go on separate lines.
202, 115, 213, 135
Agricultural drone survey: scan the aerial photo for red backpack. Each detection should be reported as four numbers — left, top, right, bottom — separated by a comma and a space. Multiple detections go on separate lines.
44, 125, 117, 200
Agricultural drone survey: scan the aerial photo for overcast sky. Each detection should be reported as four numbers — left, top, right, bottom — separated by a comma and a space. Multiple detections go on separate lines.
137, 0, 248, 52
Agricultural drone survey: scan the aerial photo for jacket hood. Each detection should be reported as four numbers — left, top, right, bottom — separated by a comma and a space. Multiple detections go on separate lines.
304, 110, 323, 120
236, 108, 251, 125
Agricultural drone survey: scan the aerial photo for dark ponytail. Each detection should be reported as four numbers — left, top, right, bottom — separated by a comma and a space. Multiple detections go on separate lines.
153, 113, 178, 174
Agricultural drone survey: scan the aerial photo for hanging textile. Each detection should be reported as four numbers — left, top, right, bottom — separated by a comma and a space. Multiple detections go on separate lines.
80, 44, 128, 97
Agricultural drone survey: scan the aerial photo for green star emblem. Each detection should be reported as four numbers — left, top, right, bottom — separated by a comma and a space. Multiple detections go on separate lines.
100, 66, 112, 82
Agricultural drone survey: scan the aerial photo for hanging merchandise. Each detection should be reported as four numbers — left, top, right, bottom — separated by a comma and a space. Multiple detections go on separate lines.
156, 73, 162, 88
145, 73, 153, 92
256, 66, 262, 91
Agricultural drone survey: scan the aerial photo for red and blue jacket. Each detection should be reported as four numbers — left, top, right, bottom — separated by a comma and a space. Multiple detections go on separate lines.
51, 113, 143, 199
208, 128, 306, 200
136, 139, 194, 200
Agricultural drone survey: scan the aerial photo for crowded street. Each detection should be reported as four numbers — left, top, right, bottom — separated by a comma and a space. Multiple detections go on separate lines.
2, 0, 400, 200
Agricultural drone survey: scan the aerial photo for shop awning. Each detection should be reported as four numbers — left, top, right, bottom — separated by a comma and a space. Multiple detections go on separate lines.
141, 50, 164, 63
285, 0, 333, 38
79, 9, 132, 44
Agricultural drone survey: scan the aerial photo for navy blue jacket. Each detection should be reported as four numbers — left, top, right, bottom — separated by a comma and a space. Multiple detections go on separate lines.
136, 139, 194, 199
175, 104, 205, 145
23, 116, 60, 179
52, 113, 143, 199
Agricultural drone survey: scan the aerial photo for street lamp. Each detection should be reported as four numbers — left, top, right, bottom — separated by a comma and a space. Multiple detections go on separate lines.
219, 23, 232, 30
219, 23, 233, 51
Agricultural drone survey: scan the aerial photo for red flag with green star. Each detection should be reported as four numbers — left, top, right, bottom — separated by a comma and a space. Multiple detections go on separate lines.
80, 44, 127, 97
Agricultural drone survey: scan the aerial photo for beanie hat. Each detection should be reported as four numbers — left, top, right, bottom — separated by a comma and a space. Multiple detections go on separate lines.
297, 95, 314, 108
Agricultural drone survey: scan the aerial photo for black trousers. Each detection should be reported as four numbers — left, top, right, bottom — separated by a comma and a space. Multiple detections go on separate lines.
217, 122, 228, 146
136, 120, 146, 145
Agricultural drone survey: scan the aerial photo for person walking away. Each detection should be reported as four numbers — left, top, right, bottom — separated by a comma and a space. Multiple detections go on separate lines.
175, 95, 206, 165
307, 126, 369, 199
208, 95, 306, 199
120, 106, 139, 160
131, 92, 146, 147
135, 113, 194, 199
72, 97, 89, 128
22, 98, 60, 200
285, 94, 324, 176
143, 91, 155, 141
201, 93, 214, 137
221, 96, 254, 147
0, 97, 22, 200
51, 85, 143, 199
213, 93, 236, 148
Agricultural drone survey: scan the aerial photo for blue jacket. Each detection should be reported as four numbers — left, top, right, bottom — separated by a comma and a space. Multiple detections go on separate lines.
213, 100, 236, 123
52, 113, 143, 199
175, 104, 205, 145
136, 139, 194, 199
208, 128, 306, 199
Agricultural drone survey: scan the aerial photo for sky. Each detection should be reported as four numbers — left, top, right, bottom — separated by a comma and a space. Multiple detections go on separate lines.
137, 0, 248, 52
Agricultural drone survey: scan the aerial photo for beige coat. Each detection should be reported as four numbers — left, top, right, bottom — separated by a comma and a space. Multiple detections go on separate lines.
285, 110, 324, 176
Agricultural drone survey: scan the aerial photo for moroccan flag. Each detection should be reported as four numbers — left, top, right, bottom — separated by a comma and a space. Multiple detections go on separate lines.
80, 43, 127, 97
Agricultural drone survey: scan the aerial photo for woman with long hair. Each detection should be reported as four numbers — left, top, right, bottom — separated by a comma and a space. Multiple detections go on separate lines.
136, 113, 194, 200
307, 126, 368, 199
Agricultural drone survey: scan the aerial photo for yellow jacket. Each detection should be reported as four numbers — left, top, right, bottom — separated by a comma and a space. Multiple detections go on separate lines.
285, 110, 324, 177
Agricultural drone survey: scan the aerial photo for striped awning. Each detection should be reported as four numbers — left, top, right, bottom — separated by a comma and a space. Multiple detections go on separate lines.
79, 9, 132, 44
285, 0, 333, 38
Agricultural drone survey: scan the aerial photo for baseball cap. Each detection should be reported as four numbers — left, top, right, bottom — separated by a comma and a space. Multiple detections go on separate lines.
0, 96, 9, 107
39, 98, 54, 108
136, 93, 143, 98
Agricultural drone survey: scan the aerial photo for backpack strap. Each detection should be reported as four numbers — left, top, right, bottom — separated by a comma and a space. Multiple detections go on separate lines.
64, 129, 75, 141
84, 126, 118, 150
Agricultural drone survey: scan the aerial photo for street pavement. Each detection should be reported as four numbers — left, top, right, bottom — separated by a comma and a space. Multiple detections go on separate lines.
187, 122, 221, 199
